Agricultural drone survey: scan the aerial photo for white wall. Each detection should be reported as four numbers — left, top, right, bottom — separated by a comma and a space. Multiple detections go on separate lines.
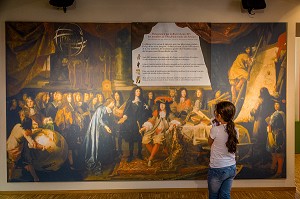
296, 35, 300, 120
0, 0, 298, 191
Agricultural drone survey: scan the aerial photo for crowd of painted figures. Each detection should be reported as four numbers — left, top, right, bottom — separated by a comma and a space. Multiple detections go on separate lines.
6, 85, 286, 181
6, 87, 214, 180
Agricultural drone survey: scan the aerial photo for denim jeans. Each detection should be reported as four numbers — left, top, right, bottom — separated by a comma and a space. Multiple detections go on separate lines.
207, 164, 236, 199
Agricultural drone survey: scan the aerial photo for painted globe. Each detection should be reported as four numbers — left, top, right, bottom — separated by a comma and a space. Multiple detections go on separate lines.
31, 128, 68, 171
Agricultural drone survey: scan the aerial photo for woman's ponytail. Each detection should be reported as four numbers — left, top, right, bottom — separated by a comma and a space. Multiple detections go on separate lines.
215, 101, 239, 153
226, 120, 239, 153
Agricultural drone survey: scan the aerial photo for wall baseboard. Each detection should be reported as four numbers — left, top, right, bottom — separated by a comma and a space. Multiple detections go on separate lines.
0, 187, 296, 194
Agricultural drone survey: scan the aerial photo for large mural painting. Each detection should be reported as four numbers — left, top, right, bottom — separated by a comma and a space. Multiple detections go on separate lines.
5, 22, 287, 182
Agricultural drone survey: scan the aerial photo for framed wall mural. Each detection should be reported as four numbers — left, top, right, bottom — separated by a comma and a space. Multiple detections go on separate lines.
5, 22, 287, 182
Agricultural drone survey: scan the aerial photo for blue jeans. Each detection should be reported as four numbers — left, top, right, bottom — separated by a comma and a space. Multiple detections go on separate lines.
207, 164, 236, 199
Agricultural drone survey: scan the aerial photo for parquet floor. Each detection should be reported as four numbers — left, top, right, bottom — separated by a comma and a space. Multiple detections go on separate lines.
1, 154, 300, 199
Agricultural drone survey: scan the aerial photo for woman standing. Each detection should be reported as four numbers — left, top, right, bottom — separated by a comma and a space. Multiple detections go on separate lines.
208, 101, 239, 199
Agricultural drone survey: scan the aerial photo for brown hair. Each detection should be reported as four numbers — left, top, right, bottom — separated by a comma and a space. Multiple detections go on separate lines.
215, 101, 239, 153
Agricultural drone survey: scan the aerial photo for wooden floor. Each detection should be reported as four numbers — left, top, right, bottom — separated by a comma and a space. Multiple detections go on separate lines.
1, 154, 300, 199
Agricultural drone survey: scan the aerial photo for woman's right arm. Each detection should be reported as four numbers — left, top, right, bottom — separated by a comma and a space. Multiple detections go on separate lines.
208, 127, 216, 147
208, 136, 214, 147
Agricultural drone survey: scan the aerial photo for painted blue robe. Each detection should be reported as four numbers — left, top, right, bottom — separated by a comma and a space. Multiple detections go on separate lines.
84, 105, 114, 174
